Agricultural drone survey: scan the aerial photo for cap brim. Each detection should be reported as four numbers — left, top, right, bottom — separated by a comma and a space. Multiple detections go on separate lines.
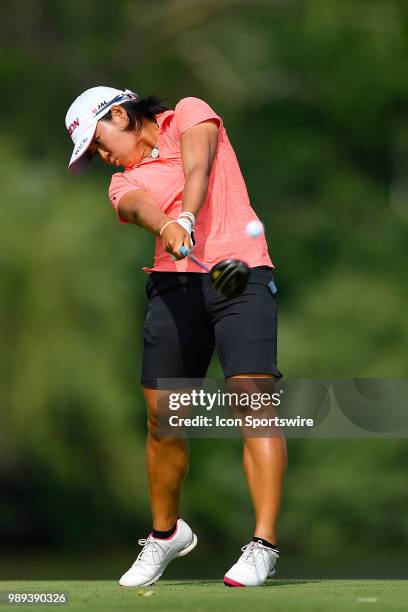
68, 124, 97, 176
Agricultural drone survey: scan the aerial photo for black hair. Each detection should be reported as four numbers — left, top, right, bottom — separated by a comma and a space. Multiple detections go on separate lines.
100, 95, 169, 131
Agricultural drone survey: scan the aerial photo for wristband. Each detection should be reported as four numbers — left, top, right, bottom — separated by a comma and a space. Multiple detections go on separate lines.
159, 220, 178, 236
178, 212, 196, 225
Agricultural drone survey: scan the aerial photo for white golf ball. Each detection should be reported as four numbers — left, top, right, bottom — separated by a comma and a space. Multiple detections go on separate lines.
246, 220, 264, 237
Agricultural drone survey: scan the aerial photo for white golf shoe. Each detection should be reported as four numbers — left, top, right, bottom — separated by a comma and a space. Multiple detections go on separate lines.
119, 518, 198, 587
224, 540, 279, 587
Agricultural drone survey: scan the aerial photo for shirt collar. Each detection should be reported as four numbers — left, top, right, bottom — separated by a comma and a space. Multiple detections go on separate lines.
155, 109, 174, 134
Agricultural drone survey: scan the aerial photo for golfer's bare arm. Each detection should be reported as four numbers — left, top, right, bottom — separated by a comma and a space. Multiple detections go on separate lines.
118, 190, 170, 233
118, 190, 190, 259
180, 119, 219, 217
117, 120, 219, 227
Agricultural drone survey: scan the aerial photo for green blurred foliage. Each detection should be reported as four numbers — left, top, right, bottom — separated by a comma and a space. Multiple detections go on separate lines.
1, 0, 408, 573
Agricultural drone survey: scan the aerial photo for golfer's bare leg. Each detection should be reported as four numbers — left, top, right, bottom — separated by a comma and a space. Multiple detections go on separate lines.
143, 386, 189, 531
228, 374, 287, 545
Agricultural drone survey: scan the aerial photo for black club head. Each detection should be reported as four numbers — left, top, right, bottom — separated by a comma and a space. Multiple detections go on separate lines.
210, 259, 250, 298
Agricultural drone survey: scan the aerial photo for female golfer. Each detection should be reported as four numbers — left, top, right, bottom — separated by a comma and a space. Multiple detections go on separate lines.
65, 86, 287, 588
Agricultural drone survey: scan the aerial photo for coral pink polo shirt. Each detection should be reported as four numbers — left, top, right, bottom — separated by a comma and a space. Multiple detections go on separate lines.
109, 97, 274, 273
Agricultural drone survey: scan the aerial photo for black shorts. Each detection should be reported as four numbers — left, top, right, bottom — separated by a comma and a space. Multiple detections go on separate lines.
141, 266, 282, 389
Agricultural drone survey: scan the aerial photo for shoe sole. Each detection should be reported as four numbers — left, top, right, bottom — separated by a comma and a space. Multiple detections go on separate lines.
224, 576, 246, 587
224, 566, 276, 587
119, 533, 198, 588
224, 576, 270, 588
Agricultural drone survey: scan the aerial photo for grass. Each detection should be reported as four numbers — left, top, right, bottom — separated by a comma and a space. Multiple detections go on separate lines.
0, 580, 407, 612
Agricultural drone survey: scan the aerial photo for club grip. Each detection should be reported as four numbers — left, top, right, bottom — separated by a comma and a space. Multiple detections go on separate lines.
179, 245, 189, 257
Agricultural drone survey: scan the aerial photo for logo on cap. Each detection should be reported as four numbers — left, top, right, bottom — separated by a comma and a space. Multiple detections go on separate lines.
68, 118, 80, 136
74, 137, 89, 156
92, 100, 109, 115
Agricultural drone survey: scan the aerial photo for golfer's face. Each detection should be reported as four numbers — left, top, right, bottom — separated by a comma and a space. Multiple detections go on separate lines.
90, 114, 140, 169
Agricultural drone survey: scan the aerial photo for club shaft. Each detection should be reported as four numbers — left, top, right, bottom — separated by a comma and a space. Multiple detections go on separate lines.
179, 246, 210, 273
187, 252, 211, 273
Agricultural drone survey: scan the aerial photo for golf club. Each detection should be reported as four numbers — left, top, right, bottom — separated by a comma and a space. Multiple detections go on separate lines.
179, 245, 250, 298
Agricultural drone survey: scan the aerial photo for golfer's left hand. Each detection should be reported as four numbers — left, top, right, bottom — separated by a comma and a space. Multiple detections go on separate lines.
161, 222, 192, 260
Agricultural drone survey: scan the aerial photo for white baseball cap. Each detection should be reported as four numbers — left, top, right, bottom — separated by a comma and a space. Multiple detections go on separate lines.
65, 86, 138, 175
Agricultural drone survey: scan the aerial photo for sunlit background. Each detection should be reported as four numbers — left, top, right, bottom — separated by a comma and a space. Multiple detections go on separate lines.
1, 0, 407, 580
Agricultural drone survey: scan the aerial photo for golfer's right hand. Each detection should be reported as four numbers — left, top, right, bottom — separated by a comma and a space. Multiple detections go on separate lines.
161, 222, 193, 260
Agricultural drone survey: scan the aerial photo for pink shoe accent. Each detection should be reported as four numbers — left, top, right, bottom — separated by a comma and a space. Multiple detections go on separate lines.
224, 576, 246, 588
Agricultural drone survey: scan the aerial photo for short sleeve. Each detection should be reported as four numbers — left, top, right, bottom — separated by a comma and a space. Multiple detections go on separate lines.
174, 97, 222, 138
109, 172, 145, 224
